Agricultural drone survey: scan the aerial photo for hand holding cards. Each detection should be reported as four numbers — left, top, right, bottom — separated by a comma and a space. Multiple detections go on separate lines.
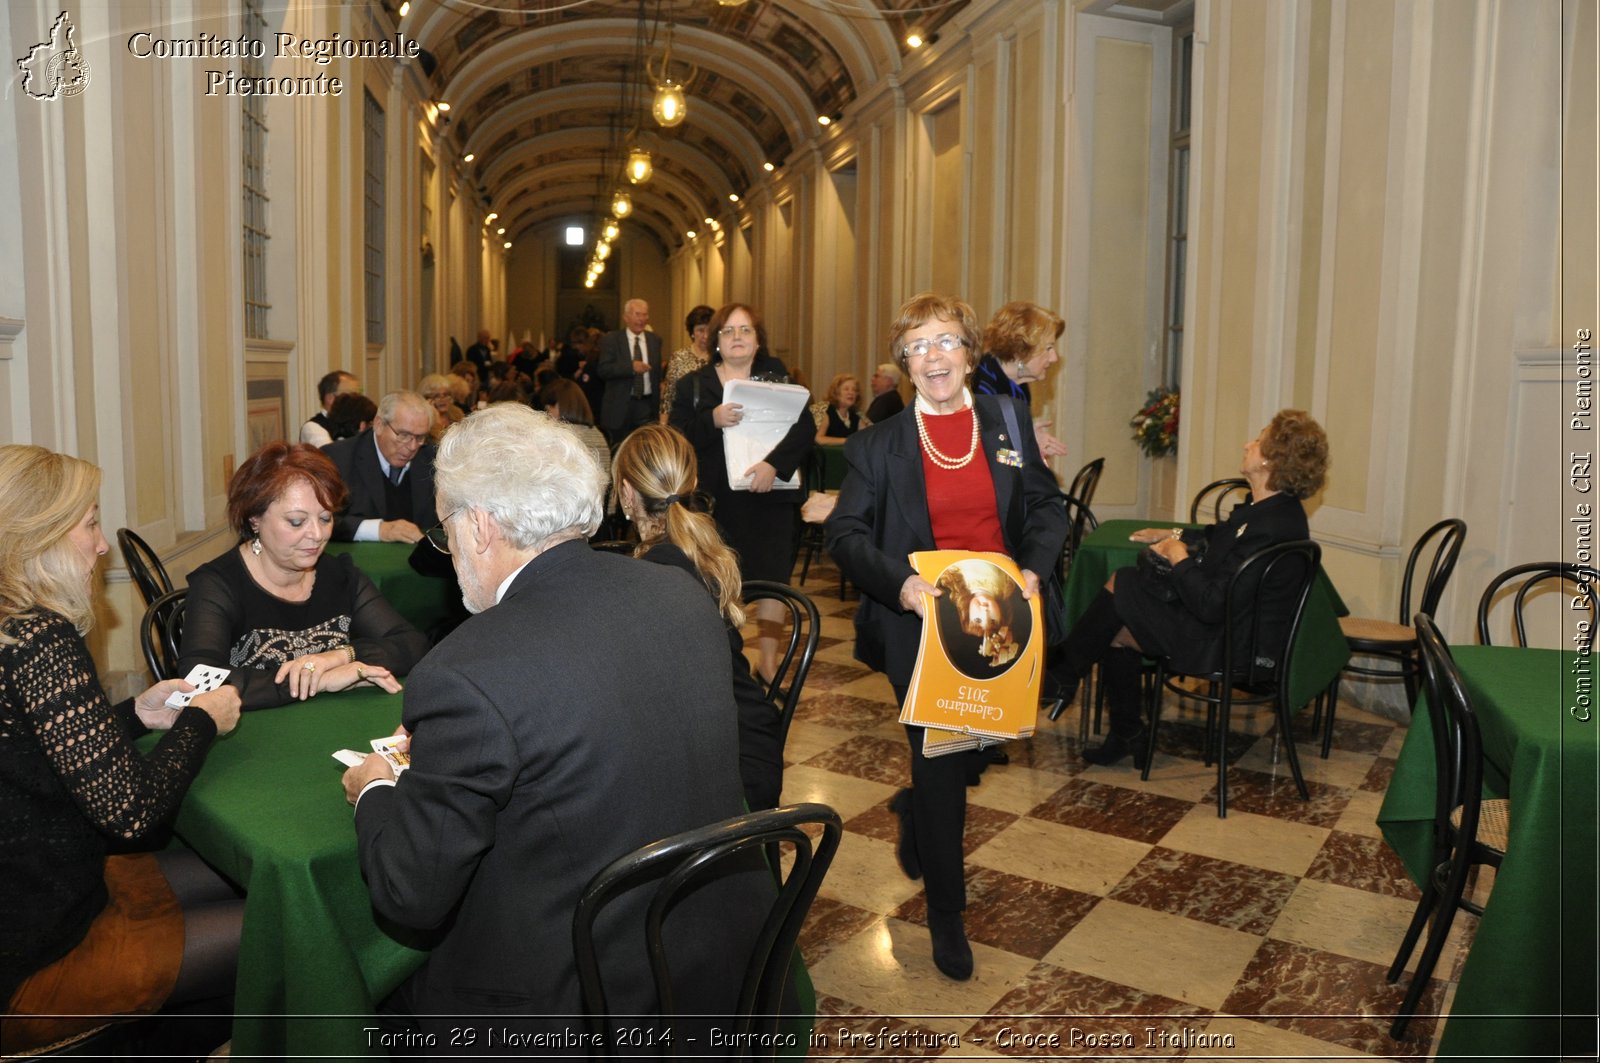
333, 735, 411, 774
165, 664, 232, 708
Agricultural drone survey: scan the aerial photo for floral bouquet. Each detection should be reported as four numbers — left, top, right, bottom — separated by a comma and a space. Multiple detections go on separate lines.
1130, 387, 1180, 458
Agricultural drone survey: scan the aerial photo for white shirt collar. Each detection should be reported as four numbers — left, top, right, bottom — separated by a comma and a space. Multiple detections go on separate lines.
494, 557, 534, 605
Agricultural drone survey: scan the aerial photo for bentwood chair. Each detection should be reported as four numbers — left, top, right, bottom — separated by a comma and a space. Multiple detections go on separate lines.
1318, 519, 1466, 756
1386, 614, 1509, 1039
1142, 540, 1321, 817
117, 528, 173, 609
1189, 478, 1250, 524
139, 588, 187, 681
572, 803, 842, 1059
741, 581, 821, 751
1066, 458, 1105, 514
1476, 562, 1600, 650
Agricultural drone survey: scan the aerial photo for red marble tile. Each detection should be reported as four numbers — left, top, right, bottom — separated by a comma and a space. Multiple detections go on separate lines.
1221, 938, 1443, 1054
1028, 777, 1195, 844
793, 692, 899, 732
968, 961, 1209, 1057
1320, 715, 1398, 756
1362, 755, 1399, 793
802, 659, 875, 692
1148, 716, 1261, 766
1305, 830, 1422, 899
810, 998, 956, 1060
799, 896, 881, 964
1202, 767, 1351, 827
1108, 846, 1300, 934
844, 797, 1016, 860
804, 734, 912, 787
892, 866, 1101, 960
1004, 730, 1088, 777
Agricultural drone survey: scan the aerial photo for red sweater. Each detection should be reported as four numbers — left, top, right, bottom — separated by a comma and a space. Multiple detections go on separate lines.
919, 406, 1005, 552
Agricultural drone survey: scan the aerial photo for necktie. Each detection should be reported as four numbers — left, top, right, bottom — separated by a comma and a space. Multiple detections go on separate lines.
389, 464, 404, 486
635, 334, 650, 397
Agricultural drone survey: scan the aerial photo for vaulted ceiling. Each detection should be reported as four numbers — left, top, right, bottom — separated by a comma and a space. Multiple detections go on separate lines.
404, 0, 971, 251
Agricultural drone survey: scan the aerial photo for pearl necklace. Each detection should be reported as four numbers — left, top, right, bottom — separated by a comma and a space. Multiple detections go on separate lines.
915, 403, 981, 470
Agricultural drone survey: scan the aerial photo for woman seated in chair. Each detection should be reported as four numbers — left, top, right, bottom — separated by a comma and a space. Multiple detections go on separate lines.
1051, 409, 1330, 766
1, 445, 243, 1055
613, 425, 783, 811
180, 442, 429, 711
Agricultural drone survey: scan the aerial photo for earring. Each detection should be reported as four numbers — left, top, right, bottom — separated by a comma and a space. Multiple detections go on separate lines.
250, 534, 262, 556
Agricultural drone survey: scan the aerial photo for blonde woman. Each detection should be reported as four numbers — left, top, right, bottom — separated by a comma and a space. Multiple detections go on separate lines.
614, 425, 782, 810
816, 372, 864, 444
0, 445, 242, 1053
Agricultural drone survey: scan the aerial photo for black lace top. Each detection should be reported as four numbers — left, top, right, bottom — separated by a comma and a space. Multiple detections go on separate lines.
179, 547, 430, 711
0, 611, 217, 1003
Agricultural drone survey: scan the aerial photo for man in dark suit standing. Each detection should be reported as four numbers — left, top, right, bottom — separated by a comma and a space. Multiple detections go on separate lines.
342, 404, 769, 1047
596, 298, 663, 440
321, 391, 439, 543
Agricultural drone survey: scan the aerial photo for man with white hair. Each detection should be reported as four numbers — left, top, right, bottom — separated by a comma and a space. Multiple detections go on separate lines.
596, 297, 663, 439
342, 404, 769, 1045
321, 390, 439, 543
865, 362, 905, 424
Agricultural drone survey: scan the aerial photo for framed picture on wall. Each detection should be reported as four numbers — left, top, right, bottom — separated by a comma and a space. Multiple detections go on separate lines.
246, 378, 288, 452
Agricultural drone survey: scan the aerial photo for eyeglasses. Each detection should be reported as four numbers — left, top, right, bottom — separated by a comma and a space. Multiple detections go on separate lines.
717, 324, 756, 338
383, 418, 429, 447
424, 509, 462, 554
899, 333, 970, 360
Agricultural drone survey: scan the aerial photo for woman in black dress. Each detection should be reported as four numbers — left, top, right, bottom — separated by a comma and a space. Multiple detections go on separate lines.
614, 425, 783, 811
816, 372, 863, 443
669, 303, 813, 681
1050, 409, 1330, 765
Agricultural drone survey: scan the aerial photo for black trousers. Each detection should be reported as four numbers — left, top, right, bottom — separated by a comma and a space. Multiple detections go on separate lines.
1053, 586, 1146, 738
895, 683, 968, 913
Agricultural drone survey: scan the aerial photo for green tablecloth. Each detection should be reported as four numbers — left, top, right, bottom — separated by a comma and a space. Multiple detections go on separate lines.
142, 688, 424, 1058
1061, 520, 1350, 708
817, 444, 848, 490
325, 541, 455, 635
1378, 646, 1598, 1060
143, 688, 818, 1058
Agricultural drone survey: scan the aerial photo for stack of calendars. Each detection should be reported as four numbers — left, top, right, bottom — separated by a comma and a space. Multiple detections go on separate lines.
900, 550, 1044, 757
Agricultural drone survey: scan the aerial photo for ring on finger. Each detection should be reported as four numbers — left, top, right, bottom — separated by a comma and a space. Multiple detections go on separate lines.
357, 667, 367, 681
303, 661, 316, 672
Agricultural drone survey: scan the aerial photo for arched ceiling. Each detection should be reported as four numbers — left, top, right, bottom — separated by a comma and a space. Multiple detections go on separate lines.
404, 0, 971, 250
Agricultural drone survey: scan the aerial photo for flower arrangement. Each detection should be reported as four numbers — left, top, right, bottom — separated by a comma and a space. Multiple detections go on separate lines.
1130, 387, 1180, 458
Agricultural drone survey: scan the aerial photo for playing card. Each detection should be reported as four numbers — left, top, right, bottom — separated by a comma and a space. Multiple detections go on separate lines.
370, 734, 411, 773
332, 749, 367, 768
165, 664, 232, 708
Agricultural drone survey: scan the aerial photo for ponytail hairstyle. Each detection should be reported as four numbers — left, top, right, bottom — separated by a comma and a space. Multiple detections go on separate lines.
613, 425, 746, 627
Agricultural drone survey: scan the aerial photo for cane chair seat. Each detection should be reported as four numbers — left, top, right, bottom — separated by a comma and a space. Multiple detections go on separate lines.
1339, 616, 1416, 644
1450, 798, 1510, 854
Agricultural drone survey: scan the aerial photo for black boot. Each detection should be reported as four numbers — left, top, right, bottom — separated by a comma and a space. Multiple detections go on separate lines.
1081, 649, 1148, 769
927, 908, 973, 981
888, 789, 921, 880
1046, 588, 1124, 721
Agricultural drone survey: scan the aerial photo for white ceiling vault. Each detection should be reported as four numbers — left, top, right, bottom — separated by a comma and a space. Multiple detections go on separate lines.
404, 0, 972, 249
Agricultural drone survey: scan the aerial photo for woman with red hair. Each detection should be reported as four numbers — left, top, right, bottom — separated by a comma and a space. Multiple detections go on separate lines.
179, 442, 428, 710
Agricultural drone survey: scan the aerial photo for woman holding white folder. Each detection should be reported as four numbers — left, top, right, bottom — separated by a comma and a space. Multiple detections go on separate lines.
826, 293, 1067, 982
669, 302, 813, 681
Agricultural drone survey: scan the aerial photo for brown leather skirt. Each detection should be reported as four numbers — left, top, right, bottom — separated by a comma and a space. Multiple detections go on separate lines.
3, 853, 184, 1055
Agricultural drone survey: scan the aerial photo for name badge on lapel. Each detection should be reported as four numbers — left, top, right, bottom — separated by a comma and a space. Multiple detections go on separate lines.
996, 448, 1023, 468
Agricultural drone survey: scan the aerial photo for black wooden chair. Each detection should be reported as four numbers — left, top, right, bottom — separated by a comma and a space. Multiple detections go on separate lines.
1141, 540, 1322, 817
1476, 561, 1600, 650
1318, 518, 1466, 756
117, 528, 173, 609
1056, 492, 1099, 582
1188, 478, 1250, 524
572, 803, 842, 1059
139, 588, 186, 681
1066, 457, 1105, 513
1385, 613, 1509, 1039
741, 581, 821, 750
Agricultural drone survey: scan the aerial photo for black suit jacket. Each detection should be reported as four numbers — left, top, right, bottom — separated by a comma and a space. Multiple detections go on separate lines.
1116, 491, 1311, 675
353, 541, 770, 1043
321, 430, 439, 541
595, 328, 664, 432
825, 394, 1068, 687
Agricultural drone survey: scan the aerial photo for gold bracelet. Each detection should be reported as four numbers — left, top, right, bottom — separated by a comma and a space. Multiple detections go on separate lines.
342, 643, 357, 664
1170, 528, 1182, 541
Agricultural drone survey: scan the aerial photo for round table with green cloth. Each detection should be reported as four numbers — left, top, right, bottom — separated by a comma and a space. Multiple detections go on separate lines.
140, 687, 815, 1058
324, 541, 456, 635
1061, 519, 1351, 710
1377, 645, 1598, 1061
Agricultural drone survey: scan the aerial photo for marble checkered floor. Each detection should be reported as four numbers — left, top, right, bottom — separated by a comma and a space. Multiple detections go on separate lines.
765, 556, 1478, 1061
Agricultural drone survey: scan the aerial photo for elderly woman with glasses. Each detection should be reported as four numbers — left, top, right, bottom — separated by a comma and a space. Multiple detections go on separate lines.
669, 302, 814, 682
179, 442, 429, 711
826, 292, 1067, 983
